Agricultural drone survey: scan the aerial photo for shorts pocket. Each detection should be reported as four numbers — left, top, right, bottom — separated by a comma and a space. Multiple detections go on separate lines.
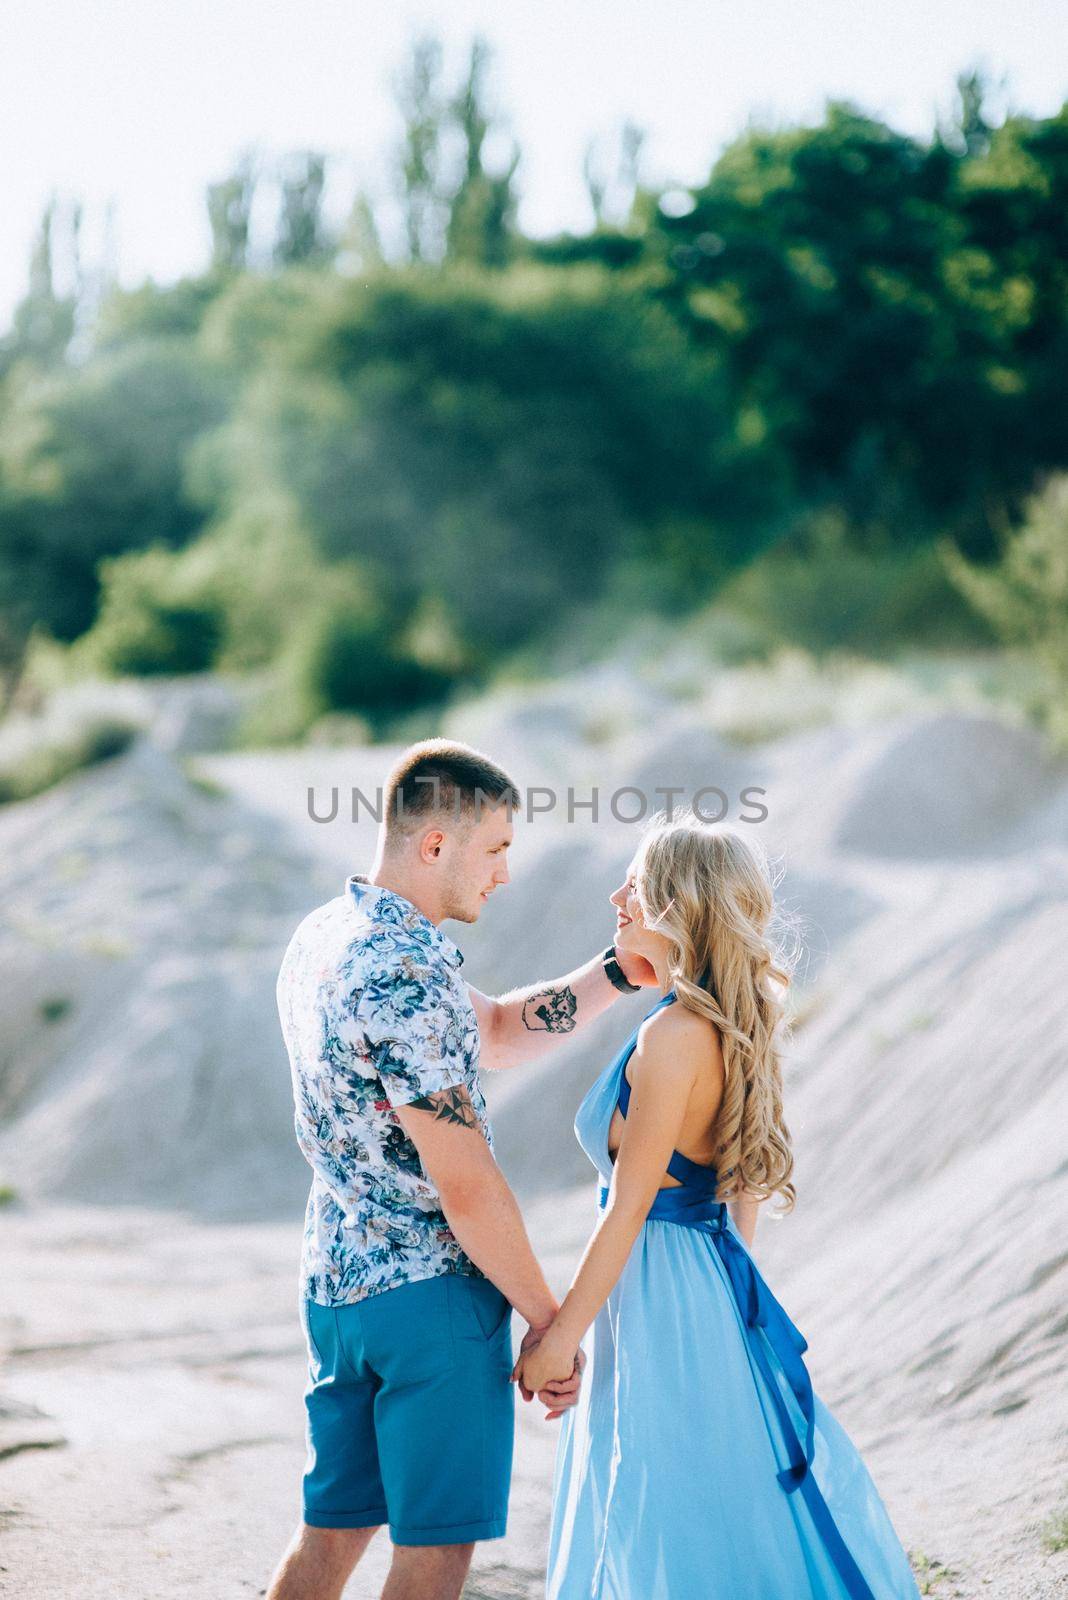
300, 1296, 327, 1372
449, 1273, 512, 1343
362, 1276, 456, 1385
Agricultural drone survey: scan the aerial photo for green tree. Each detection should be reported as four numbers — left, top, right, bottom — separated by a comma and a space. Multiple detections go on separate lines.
648, 100, 1068, 554
394, 35, 447, 263
93, 276, 225, 348
956, 105, 1068, 492
944, 67, 998, 159
274, 151, 332, 268
583, 121, 646, 228
0, 198, 80, 376
943, 473, 1068, 743
76, 546, 222, 675
445, 37, 519, 268
0, 340, 225, 645
340, 193, 385, 275
217, 267, 784, 652
208, 153, 257, 274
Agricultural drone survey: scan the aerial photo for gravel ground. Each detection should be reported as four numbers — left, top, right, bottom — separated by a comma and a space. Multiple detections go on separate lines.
1, 1205, 1065, 1599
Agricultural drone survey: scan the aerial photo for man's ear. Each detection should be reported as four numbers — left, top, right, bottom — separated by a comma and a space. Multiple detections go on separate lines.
419, 827, 446, 863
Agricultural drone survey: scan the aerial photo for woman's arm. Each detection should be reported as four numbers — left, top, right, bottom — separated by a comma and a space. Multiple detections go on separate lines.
728, 1189, 761, 1250
513, 1008, 702, 1394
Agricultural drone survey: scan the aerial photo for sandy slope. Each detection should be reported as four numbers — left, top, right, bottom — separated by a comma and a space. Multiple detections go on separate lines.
1, 692, 1067, 1597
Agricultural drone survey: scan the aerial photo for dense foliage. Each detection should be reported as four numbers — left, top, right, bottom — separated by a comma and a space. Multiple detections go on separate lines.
1, 52, 1065, 732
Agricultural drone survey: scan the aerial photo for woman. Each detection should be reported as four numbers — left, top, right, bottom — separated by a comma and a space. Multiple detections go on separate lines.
513, 817, 921, 1600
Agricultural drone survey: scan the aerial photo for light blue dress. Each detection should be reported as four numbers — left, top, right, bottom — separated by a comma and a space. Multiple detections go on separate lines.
546, 992, 922, 1600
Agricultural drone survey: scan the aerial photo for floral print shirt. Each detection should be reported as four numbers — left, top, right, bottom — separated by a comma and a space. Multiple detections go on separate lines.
277, 875, 490, 1306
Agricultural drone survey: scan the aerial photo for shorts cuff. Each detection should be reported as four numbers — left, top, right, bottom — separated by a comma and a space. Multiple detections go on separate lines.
389, 1515, 508, 1546
303, 1507, 386, 1529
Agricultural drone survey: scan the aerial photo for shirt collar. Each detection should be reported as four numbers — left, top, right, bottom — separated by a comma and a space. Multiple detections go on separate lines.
345, 875, 464, 970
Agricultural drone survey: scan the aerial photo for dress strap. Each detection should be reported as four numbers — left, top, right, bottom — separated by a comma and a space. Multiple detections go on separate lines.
615, 990, 678, 1116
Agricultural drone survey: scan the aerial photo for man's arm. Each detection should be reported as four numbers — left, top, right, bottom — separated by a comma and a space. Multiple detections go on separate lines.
394, 1085, 558, 1331
361, 967, 582, 1417
469, 946, 657, 1071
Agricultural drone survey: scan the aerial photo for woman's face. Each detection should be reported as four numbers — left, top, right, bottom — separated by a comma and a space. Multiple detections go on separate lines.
609, 859, 668, 964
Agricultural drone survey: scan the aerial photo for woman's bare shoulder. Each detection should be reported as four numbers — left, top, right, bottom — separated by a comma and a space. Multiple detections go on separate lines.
643, 998, 722, 1045
635, 998, 723, 1077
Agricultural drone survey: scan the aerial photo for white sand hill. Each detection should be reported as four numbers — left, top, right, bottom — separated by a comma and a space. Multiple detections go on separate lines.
0, 687, 1066, 1598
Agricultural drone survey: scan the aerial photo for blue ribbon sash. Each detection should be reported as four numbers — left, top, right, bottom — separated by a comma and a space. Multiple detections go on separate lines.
598, 1183, 878, 1600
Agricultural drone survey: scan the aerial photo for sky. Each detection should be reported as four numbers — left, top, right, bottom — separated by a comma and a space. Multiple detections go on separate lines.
1, 0, 1066, 328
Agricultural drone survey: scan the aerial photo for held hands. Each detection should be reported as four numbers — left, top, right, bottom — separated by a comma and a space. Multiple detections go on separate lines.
511, 1322, 586, 1420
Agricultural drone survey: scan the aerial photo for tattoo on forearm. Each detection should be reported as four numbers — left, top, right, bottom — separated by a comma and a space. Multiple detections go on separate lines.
407, 1086, 479, 1127
522, 985, 578, 1034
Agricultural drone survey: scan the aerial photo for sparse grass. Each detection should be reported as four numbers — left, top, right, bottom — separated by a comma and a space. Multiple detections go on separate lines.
180, 759, 227, 799
944, 474, 1068, 752
0, 717, 137, 806
636, 626, 1063, 753
305, 711, 373, 747
647, 642, 943, 745
38, 997, 72, 1024
1040, 1503, 1068, 1554
907, 1548, 962, 1593
80, 933, 131, 960
54, 851, 91, 882
0, 1185, 18, 1207
871, 1010, 941, 1055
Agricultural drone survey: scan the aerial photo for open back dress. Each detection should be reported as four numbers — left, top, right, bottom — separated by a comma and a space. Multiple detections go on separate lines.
546, 990, 922, 1600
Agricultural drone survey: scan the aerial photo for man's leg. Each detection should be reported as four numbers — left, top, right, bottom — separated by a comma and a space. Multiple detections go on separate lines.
380, 1541, 475, 1600
278, 1297, 387, 1597
266, 1523, 380, 1600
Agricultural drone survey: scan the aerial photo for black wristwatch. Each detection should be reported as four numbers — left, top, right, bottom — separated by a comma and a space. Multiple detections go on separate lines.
602, 944, 640, 993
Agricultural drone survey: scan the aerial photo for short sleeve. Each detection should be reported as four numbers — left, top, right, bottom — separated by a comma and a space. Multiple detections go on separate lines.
356, 965, 469, 1110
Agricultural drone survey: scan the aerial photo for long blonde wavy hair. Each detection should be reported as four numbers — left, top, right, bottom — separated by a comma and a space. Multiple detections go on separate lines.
632, 814, 799, 1217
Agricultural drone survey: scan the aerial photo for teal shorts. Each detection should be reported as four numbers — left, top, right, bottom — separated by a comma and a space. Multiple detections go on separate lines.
300, 1272, 515, 1545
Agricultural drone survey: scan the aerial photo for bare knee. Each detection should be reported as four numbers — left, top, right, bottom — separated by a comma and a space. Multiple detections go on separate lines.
384, 1540, 475, 1600
301, 1522, 375, 1551
267, 1522, 379, 1600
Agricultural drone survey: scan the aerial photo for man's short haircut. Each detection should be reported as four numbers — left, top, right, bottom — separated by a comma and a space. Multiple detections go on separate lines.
382, 739, 520, 843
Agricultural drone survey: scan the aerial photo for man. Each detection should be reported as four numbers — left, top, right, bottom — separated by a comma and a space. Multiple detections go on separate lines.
267, 739, 655, 1600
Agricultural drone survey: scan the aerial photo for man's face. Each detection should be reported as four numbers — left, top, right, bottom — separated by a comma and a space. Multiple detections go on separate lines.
438, 803, 513, 924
